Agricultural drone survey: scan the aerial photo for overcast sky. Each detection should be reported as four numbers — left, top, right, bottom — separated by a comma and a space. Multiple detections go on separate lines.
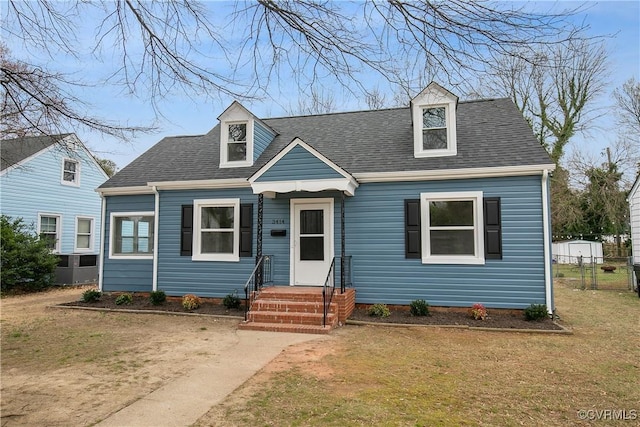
5, 1, 640, 174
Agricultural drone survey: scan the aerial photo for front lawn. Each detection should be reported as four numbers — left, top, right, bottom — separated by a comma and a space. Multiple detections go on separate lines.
197, 280, 640, 426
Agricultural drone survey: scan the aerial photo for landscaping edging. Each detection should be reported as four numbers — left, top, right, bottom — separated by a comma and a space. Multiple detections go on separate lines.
50, 304, 245, 320
346, 319, 573, 334
52, 304, 572, 334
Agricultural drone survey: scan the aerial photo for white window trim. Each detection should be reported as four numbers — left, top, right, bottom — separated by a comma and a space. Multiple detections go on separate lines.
61, 158, 81, 186
38, 213, 62, 253
220, 120, 254, 168
109, 211, 155, 260
420, 191, 484, 265
74, 216, 95, 252
413, 102, 457, 158
192, 198, 240, 262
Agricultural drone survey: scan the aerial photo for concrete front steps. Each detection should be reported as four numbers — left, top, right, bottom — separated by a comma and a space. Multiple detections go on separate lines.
239, 286, 355, 335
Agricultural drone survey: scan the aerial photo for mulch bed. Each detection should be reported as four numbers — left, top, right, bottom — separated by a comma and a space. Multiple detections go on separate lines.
60, 294, 246, 317
348, 308, 564, 331
60, 293, 564, 331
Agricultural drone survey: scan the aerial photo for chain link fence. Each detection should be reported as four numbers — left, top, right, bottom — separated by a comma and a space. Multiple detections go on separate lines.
552, 255, 635, 291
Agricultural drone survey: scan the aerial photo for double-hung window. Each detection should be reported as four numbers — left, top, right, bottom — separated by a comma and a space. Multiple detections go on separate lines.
422, 107, 448, 150
193, 199, 240, 261
227, 123, 247, 162
39, 214, 61, 252
421, 191, 484, 265
62, 159, 80, 185
110, 213, 154, 258
75, 217, 94, 251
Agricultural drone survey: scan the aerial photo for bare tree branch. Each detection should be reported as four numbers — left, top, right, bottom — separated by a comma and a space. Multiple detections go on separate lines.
0, 43, 153, 141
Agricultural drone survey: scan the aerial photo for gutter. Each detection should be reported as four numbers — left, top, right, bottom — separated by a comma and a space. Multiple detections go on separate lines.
98, 194, 106, 292
541, 170, 553, 314
152, 186, 160, 291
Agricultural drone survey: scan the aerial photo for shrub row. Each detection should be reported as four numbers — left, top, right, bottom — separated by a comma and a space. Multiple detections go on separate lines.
367, 301, 549, 321
80, 289, 243, 312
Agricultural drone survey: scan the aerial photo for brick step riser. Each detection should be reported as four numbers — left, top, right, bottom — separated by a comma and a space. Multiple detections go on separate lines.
256, 294, 329, 303
252, 301, 337, 314
247, 312, 336, 326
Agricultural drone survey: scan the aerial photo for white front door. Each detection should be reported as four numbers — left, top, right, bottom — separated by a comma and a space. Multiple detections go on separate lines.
291, 198, 334, 286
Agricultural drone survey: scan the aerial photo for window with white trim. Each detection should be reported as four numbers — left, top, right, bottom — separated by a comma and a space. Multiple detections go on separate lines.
220, 121, 253, 167
75, 217, 94, 251
411, 82, 458, 158
422, 107, 447, 150
420, 191, 484, 264
193, 199, 240, 261
110, 213, 154, 258
62, 159, 80, 185
39, 214, 61, 253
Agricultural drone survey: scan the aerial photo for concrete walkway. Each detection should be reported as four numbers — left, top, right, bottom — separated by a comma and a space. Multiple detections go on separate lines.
96, 329, 325, 427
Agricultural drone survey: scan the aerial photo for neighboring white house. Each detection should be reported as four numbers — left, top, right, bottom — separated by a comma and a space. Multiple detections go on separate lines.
552, 240, 604, 264
628, 174, 640, 290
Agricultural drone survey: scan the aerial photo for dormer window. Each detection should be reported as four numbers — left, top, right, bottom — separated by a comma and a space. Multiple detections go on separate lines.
422, 107, 447, 150
412, 82, 458, 158
220, 120, 253, 167
227, 123, 247, 162
218, 101, 277, 168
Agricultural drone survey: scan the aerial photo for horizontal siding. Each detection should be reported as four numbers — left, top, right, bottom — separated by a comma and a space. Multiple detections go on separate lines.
102, 195, 155, 292
345, 176, 546, 309
0, 145, 106, 254
157, 188, 258, 297
256, 145, 344, 182
100, 176, 549, 309
253, 122, 275, 162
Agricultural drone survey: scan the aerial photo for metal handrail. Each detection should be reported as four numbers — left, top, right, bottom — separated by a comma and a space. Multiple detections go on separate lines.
244, 255, 271, 321
322, 257, 336, 327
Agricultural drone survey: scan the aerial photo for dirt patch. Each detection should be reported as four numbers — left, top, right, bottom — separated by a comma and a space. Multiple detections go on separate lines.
348, 307, 564, 330
1, 286, 243, 427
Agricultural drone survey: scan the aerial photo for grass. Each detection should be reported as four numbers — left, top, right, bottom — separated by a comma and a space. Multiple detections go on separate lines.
552, 261, 633, 290
201, 280, 640, 426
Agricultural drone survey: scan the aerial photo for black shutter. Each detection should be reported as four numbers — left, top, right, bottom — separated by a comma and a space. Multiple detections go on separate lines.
484, 197, 502, 259
239, 203, 253, 257
405, 199, 421, 259
181, 205, 193, 256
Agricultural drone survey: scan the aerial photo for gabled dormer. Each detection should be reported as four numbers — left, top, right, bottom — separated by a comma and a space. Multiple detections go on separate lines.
411, 82, 458, 158
218, 101, 277, 168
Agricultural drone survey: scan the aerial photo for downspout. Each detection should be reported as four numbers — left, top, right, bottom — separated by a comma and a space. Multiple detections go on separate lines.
541, 170, 553, 314
152, 186, 159, 291
98, 193, 106, 292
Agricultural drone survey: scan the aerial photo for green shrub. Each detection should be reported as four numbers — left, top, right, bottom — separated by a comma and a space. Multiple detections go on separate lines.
223, 291, 241, 309
409, 299, 430, 316
1, 215, 59, 293
182, 294, 201, 310
524, 304, 549, 321
115, 293, 133, 305
82, 289, 102, 303
149, 290, 166, 306
368, 303, 391, 318
469, 303, 488, 320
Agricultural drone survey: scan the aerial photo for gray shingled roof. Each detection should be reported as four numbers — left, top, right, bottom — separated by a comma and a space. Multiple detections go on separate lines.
100, 98, 552, 188
1, 134, 70, 171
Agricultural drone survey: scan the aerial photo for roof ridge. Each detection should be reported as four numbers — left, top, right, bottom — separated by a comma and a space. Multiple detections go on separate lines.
261, 97, 509, 121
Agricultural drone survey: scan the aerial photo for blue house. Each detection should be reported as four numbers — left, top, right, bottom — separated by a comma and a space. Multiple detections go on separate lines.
97, 83, 555, 332
1, 134, 109, 284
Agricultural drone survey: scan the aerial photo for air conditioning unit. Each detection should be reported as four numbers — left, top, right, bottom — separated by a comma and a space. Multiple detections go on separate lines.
55, 254, 99, 285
